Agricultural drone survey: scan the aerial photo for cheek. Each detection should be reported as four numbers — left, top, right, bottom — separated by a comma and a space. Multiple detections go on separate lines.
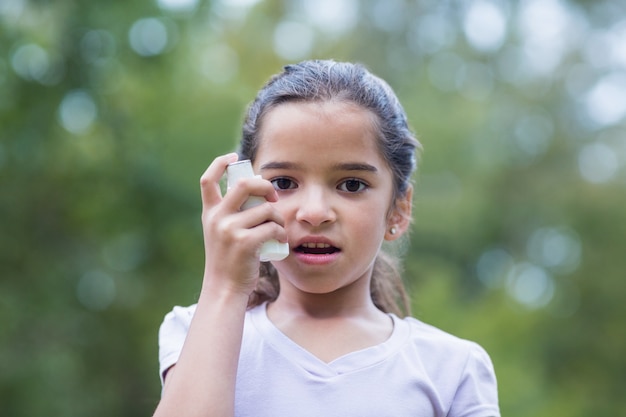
272, 198, 297, 224
355, 209, 389, 236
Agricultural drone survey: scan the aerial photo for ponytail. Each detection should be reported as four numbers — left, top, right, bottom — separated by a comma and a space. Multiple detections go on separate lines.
371, 251, 411, 317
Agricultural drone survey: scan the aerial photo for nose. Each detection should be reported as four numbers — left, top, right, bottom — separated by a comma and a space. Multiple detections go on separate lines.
295, 185, 336, 227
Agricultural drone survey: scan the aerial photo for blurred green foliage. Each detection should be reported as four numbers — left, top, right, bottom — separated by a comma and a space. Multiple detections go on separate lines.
1, 0, 625, 415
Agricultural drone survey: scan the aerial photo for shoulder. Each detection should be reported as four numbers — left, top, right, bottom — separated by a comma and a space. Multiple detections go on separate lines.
158, 305, 198, 356
160, 304, 198, 330
400, 318, 495, 387
157, 304, 259, 385
159, 303, 260, 337
157, 304, 198, 384
400, 316, 486, 355
396, 316, 500, 416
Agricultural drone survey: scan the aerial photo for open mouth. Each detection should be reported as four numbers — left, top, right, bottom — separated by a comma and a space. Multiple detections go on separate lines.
295, 242, 340, 255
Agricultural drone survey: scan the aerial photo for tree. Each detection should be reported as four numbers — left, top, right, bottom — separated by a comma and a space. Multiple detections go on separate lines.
1, 0, 625, 415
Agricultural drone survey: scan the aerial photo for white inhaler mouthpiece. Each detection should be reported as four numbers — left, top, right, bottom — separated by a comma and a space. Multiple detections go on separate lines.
226, 160, 289, 262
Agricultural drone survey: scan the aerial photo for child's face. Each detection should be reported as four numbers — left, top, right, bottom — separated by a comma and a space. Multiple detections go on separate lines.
254, 101, 408, 296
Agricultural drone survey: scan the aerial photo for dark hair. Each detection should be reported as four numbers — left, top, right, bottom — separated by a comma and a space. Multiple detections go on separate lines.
239, 60, 421, 317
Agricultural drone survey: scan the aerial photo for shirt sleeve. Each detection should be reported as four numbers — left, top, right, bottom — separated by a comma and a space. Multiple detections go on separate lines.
447, 342, 501, 417
157, 304, 197, 386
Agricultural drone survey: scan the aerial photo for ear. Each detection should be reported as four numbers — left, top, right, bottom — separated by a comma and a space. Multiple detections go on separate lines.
385, 185, 413, 241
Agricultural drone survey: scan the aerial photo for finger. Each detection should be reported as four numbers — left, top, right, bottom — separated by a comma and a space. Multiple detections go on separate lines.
249, 221, 289, 248
200, 153, 239, 208
223, 217, 288, 254
235, 201, 286, 230
213, 201, 287, 248
223, 177, 279, 211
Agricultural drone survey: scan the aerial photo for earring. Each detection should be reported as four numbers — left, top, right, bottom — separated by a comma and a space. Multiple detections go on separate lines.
390, 226, 397, 235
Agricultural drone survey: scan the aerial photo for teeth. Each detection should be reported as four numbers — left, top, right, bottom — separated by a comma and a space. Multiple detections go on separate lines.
301, 242, 331, 249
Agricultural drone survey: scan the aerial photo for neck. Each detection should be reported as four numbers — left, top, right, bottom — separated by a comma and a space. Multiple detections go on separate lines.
265, 281, 394, 364
268, 281, 384, 322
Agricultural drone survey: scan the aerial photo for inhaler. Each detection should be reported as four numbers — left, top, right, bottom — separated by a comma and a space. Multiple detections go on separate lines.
226, 160, 289, 262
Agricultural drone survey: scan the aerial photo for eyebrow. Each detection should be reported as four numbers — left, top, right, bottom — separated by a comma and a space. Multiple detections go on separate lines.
259, 161, 379, 173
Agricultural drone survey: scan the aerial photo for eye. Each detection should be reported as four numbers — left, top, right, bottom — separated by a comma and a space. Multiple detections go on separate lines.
338, 178, 367, 193
271, 177, 297, 190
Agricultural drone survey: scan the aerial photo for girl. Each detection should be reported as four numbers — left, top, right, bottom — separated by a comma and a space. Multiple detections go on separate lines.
154, 60, 500, 417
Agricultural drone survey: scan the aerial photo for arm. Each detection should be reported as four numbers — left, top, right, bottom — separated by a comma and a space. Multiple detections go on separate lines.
153, 154, 286, 417
154, 288, 249, 417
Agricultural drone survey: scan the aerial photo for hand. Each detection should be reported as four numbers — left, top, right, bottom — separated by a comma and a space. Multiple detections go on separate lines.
199, 153, 286, 296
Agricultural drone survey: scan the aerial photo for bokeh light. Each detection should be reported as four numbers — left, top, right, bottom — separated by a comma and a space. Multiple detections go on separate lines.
57, 90, 97, 135
584, 71, 626, 127
578, 142, 620, 183
157, 0, 200, 14
273, 21, 315, 61
462, 0, 508, 53
516, 0, 579, 77
213, 0, 263, 21
506, 262, 555, 309
477, 247, 515, 289
300, 0, 358, 38
10, 43, 63, 85
129, 17, 173, 57
76, 270, 116, 311
526, 226, 582, 274
369, 0, 405, 33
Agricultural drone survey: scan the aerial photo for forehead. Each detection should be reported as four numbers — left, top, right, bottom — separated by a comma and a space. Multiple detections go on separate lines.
255, 101, 387, 169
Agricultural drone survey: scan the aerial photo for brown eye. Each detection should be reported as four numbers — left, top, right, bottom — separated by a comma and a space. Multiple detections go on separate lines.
339, 179, 367, 193
271, 178, 297, 190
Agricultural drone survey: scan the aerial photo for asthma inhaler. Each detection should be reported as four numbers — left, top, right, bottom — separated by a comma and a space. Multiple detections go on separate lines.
227, 160, 289, 262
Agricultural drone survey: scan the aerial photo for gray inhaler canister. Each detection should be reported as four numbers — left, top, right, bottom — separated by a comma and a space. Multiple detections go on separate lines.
226, 160, 289, 262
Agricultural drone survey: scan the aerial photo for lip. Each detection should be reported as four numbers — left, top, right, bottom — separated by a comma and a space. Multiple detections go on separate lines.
292, 236, 341, 266
293, 235, 338, 249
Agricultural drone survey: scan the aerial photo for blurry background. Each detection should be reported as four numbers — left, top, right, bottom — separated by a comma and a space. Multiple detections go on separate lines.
1, 0, 625, 415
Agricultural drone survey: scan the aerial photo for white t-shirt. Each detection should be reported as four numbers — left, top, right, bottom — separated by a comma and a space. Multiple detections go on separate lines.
159, 303, 500, 417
